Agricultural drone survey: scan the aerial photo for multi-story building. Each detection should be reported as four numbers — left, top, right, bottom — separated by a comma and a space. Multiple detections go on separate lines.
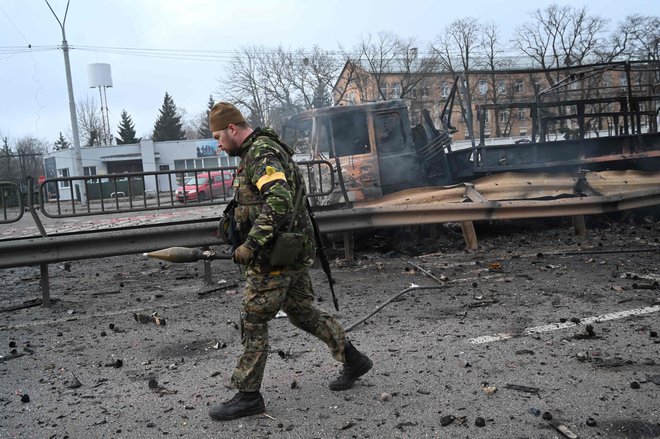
333, 58, 658, 143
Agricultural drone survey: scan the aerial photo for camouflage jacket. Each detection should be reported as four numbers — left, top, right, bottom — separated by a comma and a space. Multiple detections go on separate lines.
233, 127, 316, 274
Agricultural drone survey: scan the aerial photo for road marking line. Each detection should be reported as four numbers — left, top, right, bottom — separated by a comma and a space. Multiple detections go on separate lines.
469, 305, 660, 344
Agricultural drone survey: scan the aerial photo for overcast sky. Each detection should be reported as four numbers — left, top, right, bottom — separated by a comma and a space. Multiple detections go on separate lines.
1, 0, 658, 148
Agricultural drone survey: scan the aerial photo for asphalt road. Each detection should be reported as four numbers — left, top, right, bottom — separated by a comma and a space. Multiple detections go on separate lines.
1, 214, 659, 438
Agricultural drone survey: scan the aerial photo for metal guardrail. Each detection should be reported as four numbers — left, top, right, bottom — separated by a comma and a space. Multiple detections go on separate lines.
0, 181, 24, 224
3, 185, 660, 269
0, 219, 225, 269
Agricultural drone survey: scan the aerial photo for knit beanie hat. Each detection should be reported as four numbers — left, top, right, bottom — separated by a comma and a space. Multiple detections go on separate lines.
209, 102, 246, 132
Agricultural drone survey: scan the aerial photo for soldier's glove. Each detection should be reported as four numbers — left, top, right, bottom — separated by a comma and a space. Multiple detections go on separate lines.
232, 243, 254, 265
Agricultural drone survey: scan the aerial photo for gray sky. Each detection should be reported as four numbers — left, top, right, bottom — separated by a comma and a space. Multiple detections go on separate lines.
1, 0, 658, 148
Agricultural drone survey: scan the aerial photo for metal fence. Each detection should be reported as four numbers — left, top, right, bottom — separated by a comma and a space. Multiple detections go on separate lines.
0, 181, 24, 224
36, 160, 335, 218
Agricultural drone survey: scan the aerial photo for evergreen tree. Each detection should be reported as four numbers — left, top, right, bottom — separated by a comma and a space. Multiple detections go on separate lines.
152, 92, 186, 141
197, 94, 214, 139
53, 132, 70, 150
116, 110, 141, 144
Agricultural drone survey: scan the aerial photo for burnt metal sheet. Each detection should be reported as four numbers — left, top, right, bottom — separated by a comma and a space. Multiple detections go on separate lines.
315, 187, 660, 233
355, 170, 660, 208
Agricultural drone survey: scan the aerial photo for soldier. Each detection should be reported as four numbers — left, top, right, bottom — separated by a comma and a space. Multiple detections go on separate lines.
208, 102, 372, 421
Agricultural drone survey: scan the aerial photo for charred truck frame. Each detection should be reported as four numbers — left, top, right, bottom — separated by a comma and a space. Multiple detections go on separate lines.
282, 60, 660, 209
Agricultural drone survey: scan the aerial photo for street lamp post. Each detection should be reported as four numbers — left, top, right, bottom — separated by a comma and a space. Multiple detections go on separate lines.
45, 0, 86, 203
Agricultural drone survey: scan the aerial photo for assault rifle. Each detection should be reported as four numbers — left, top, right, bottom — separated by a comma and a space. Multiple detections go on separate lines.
306, 198, 339, 311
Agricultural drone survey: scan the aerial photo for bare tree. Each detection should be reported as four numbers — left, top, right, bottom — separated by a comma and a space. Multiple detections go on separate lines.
355, 32, 401, 101
220, 46, 270, 127
77, 96, 103, 146
513, 4, 608, 87
292, 46, 341, 109
433, 17, 483, 143
0, 135, 13, 181
14, 136, 47, 185
604, 14, 660, 62
481, 21, 510, 136
219, 45, 343, 130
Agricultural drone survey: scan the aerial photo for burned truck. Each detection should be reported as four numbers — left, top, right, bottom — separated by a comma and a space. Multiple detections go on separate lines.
283, 93, 660, 209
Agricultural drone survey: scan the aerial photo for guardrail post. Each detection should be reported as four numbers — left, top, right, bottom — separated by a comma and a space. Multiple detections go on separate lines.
40, 263, 50, 306
573, 215, 586, 236
203, 245, 213, 284
343, 231, 354, 262
461, 221, 478, 250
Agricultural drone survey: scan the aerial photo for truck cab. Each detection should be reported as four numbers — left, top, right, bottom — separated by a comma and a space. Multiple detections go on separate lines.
283, 100, 430, 207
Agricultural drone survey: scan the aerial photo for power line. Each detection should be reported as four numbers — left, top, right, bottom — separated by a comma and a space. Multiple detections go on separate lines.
0, 5, 31, 45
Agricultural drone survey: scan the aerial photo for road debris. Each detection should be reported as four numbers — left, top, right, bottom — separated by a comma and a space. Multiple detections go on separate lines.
504, 384, 540, 394
549, 421, 579, 438
475, 417, 486, 427
133, 312, 166, 326
67, 372, 82, 389
482, 385, 498, 395
440, 415, 455, 426
0, 351, 26, 362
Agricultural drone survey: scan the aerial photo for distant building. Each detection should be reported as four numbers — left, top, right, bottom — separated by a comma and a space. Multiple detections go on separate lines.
43, 138, 239, 201
333, 59, 658, 141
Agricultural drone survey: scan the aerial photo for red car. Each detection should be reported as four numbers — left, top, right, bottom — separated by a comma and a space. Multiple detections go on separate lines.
175, 170, 234, 202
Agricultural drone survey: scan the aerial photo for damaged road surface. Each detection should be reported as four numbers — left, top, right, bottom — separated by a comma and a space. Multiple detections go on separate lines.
1, 216, 659, 438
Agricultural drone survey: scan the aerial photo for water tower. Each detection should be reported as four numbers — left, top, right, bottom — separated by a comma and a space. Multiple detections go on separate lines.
87, 63, 113, 145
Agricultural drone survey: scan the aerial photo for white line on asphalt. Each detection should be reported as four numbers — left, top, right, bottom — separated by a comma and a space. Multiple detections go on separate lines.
469, 304, 660, 344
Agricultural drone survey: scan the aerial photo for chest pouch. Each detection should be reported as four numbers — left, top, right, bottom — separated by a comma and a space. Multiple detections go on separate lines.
269, 185, 305, 267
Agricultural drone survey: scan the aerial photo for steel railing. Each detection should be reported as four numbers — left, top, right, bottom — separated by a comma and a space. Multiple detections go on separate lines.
0, 181, 24, 224
37, 160, 335, 219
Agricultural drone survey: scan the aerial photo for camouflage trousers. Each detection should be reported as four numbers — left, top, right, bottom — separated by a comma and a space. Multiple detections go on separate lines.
230, 269, 346, 392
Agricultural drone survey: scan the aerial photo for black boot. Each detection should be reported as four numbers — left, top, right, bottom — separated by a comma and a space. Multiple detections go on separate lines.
209, 391, 265, 421
329, 341, 373, 391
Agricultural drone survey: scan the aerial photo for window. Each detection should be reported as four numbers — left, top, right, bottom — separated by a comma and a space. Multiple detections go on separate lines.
421, 86, 430, 99
499, 110, 509, 122
58, 168, 70, 187
519, 127, 528, 136
518, 109, 527, 120
159, 165, 170, 171
83, 166, 98, 183
390, 83, 401, 98
478, 80, 488, 95
321, 112, 371, 158
441, 81, 450, 98
482, 110, 490, 123
515, 79, 524, 94
496, 80, 506, 95
374, 112, 406, 154
203, 157, 219, 168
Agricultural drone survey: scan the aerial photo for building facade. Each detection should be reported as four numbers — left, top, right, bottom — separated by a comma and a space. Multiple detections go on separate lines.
333, 60, 658, 143
43, 138, 239, 201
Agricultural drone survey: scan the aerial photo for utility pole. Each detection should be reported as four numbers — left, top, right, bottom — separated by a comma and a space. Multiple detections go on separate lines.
45, 0, 86, 203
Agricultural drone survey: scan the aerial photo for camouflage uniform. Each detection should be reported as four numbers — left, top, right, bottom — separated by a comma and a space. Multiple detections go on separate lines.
229, 127, 346, 392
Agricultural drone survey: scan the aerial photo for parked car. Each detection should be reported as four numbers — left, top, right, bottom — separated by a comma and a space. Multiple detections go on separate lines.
175, 170, 234, 202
